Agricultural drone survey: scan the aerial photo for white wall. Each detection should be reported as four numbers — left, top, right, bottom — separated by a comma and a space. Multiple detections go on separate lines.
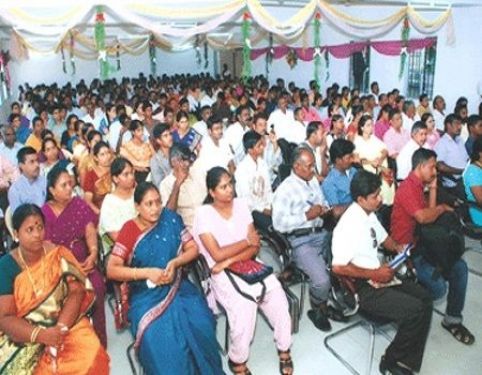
9, 47, 216, 90
251, 5, 482, 114
7, 5, 482, 114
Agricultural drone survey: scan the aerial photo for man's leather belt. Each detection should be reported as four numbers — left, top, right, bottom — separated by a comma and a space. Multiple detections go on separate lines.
287, 226, 323, 238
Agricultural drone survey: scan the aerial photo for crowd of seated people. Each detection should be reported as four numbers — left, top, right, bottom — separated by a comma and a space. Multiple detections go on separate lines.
0, 72, 480, 374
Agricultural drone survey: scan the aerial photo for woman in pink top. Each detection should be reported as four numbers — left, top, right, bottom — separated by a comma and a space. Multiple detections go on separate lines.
374, 104, 392, 140
301, 93, 321, 123
421, 113, 440, 150
193, 167, 293, 375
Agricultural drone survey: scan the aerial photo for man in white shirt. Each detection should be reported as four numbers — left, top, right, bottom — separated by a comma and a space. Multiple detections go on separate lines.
332, 170, 432, 375
235, 131, 273, 231
252, 113, 283, 183
192, 105, 212, 138
432, 95, 446, 133
268, 96, 298, 144
396, 121, 428, 181
224, 105, 251, 166
401, 100, 420, 132
301, 121, 328, 183
198, 115, 234, 174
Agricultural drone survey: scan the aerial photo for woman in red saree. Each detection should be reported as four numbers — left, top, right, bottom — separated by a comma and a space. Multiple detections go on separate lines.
0, 204, 109, 374
41, 166, 107, 347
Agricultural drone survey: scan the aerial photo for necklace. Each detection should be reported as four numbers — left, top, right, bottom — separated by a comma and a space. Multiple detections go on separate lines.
18, 246, 48, 297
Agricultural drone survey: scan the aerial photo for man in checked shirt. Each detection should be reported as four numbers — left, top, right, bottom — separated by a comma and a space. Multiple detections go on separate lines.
272, 147, 345, 331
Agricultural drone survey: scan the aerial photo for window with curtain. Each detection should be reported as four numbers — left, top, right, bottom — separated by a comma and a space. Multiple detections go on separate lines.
407, 41, 437, 99
349, 45, 370, 93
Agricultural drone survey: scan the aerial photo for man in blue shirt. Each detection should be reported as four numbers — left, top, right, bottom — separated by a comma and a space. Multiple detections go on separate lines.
322, 139, 358, 215
8, 147, 47, 213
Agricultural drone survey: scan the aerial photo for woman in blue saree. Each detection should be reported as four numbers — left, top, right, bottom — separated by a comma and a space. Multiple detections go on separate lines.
106, 182, 224, 375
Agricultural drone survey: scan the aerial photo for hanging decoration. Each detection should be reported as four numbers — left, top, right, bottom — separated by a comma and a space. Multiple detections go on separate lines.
195, 35, 202, 68
116, 41, 121, 70
0, 51, 11, 96
61, 46, 67, 74
69, 31, 76, 75
399, 16, 410, 79
313, 12, 322, 89
203, 41, 209, 69
286, 48, 298, 69
241, 11, 252, 83
149, 34, 156, 75
94, 6, 109, 80
265, 33, 274, 77
324, 49, 330, 81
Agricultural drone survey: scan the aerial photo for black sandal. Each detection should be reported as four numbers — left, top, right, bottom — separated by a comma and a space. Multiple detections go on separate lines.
441, 322, 475, 345
228, 359, 252, 375
278, 349, 294, 375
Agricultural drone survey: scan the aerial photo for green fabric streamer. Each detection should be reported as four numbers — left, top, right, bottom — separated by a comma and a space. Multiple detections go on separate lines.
241, 12, 251, 83
94, 6, 109, 81
313, 16, 321, 89
149, 36, 157, 76
399, 17, 410, 79
324, 49, 330, 81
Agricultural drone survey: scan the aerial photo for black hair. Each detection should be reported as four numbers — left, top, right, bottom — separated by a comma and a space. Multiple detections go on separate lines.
421, 112, 433, 125
253, 112, 268, 124
350, 170, 381, 202
409, 119, 426, 134
129, 119, 143, 132
12, 204, 45, 232
389, 108, 401, 120
329, 139, 355, 164
134, 182, 159, 205
32, 116, 43, 127
111, 157, 133, 178
176, 110, 189, 122
467, 115, 481, 130
377, 104, 392, 121
306, 121, 321, 139
444, 114, 461, 130
207, 115, 222, 130
152, 123, 170, 139
419, 93, 428, 102
242, 130, 263, 153
470, 136, 482, 163
293, 107, 303, 118
41, 137, 58, 153
204, 166, 230, 204
93, 140, 110, 157
46, 166, 69, 201
236, 105, 249, 118
357, 115, 373, 136
87, 129, 102, 144
17, 146, 37, 164
411, 148, 437, 171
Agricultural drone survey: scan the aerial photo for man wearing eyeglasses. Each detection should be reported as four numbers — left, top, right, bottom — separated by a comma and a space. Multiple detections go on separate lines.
332, 170, 432, 375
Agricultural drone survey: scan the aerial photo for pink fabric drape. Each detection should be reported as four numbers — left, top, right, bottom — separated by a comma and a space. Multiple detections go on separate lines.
250, 37, 437, 60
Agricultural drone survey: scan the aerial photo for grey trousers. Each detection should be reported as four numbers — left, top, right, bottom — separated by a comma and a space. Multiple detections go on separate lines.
288, 230, 332, 307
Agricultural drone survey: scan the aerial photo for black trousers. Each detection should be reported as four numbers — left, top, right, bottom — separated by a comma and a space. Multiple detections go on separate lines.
357, 281, 433, 372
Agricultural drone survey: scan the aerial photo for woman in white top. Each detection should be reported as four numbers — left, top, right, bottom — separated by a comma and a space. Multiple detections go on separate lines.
354, 115, 394, 205
99, 157, 136, 256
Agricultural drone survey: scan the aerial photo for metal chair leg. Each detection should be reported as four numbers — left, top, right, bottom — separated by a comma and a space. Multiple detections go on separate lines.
224, 316, 229, 355
367, 323, 376, 375
300, 275, 306, 317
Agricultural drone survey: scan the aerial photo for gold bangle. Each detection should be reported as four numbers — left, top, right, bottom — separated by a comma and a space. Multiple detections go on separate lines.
30, 326, 43, 343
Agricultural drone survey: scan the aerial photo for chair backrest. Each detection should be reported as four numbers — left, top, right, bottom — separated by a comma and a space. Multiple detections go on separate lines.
4, 207, 14, 238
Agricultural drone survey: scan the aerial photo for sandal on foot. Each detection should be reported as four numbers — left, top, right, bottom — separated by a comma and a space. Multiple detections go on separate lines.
441, 322, 475, 345
278, 350, 294, 375
228, 359, 252, 375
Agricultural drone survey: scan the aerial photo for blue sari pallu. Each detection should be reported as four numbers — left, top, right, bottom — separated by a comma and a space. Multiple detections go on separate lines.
128, 209, 224, 375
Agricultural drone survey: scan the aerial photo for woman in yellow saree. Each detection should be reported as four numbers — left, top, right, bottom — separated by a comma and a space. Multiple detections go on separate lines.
0, 204, 109, 374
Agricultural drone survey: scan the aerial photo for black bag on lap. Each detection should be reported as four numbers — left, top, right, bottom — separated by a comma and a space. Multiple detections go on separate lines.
416, 212, 465, 278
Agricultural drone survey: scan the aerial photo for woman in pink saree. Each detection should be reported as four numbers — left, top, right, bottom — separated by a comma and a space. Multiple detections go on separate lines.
41, 166, 107, 347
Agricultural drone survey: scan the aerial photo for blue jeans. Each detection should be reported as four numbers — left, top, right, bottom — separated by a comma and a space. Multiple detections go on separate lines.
413, 255, 468, 324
